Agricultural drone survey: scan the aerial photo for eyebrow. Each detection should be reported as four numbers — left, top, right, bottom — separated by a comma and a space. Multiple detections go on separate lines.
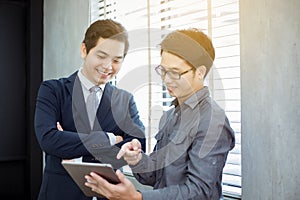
96, 50, 124, 59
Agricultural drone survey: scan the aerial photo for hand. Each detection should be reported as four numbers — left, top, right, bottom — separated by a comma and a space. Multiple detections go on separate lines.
117, 139, 142, 166
57, 122, 63, 131
85, 170, 142, 200
116, 135, 124, 144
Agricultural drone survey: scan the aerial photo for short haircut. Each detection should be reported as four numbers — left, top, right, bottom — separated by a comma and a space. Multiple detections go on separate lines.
161, 28, 215, 77
82, 19, 129, 56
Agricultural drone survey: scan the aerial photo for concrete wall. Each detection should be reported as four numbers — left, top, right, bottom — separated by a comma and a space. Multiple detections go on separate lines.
240, 0, 300, 199
44, 0, 89, 80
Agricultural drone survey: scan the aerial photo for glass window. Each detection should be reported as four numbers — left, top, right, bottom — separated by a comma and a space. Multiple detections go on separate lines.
90, 0, 241, 198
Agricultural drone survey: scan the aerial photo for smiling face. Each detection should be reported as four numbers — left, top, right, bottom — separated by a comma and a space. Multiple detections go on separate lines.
160, 51, 206, 104
81, 37, 125, 85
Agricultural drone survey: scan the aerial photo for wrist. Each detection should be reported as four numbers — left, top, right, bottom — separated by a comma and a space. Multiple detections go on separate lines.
129, 152, 142, 167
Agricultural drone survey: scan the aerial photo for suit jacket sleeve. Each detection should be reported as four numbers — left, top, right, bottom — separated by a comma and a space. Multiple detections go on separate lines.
103, 87, 146, 152
114, 94, 146, 151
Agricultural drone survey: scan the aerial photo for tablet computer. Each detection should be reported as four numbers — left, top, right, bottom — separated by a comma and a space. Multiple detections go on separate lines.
62, 161, 120, 197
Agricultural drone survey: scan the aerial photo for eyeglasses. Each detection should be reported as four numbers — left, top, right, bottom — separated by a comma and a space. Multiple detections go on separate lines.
155, 65, 194, 80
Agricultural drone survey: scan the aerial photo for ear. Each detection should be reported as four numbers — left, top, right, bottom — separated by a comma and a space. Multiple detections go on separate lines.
196, 65, 206, 79
80, 43, 87, 59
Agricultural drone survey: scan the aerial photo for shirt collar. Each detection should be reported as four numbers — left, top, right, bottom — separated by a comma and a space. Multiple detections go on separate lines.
171, 86, 210, 109
78, 68, 106, 91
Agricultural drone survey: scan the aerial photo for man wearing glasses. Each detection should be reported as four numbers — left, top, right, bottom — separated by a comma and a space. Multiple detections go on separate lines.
84, 28, 235, 200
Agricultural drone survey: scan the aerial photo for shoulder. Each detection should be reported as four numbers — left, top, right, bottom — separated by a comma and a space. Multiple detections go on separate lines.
39, 71, 77, 89
39, 78, 66, 92
197, 97, 234, 138
198, 95, 225, 116
37, 72, 78, 97
107, 83, 134, 98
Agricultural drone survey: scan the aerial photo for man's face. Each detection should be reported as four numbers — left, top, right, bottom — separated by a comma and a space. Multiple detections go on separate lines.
81, 37, 125, 85
160, 51, 204, 104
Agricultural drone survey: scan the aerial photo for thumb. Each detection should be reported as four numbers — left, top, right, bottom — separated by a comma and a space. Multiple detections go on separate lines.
116, 170, 126, 183
131, 139, 141, 150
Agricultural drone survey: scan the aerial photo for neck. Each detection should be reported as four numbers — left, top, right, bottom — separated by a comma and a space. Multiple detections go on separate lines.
177, 85, 204, 105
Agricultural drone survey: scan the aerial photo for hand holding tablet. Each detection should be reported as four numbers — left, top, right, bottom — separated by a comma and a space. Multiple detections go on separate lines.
62, 161, 120, 197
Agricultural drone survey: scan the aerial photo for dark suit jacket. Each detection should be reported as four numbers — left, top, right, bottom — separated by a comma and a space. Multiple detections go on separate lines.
34, 71, 145, 200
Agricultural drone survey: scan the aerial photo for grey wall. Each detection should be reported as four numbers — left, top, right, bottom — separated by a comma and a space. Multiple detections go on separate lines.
240, 0, 300, 199
44, 0, 89, 80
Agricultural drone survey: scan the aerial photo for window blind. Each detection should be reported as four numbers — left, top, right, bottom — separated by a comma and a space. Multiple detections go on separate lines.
210, 0, 241, 197
89, 0, 241, 198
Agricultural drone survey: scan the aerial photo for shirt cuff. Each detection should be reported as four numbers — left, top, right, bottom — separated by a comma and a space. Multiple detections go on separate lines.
107, 132, 116, 145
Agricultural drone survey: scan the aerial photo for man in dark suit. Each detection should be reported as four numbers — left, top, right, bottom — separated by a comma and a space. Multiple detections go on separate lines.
34, 19, 146, 200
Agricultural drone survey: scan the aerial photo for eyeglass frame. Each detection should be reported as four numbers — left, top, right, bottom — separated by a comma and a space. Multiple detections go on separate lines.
155, 65, 194, 80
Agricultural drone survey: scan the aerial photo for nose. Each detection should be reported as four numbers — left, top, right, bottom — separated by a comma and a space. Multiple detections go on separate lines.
162, 73, 172, 84
102, 58, 113, 70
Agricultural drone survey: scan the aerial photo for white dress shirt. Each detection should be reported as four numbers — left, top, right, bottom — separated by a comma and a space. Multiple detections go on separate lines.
78, 68, 117, 145
71, 69, 117, 163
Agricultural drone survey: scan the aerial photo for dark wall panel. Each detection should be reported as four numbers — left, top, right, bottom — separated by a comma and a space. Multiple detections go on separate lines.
0, 1, 43, 199
0, 2, 27, 199
0, 2, 26, 160
0, 161, 25, 197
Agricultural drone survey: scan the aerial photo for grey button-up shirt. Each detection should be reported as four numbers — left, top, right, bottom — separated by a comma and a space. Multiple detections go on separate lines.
131, 86, 235, 200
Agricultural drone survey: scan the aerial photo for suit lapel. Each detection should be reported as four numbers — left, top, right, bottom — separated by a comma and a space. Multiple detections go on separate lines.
67, 73, 91, 132
94, 83, 113, 130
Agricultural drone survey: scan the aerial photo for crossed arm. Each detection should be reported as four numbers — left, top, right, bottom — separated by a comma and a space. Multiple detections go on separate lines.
57, 122, 124, 163
57, 122, 124, 144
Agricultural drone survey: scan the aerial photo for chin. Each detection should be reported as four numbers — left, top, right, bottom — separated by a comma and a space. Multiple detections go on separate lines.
167, 91, 176, 97
94, 78, 106, 85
